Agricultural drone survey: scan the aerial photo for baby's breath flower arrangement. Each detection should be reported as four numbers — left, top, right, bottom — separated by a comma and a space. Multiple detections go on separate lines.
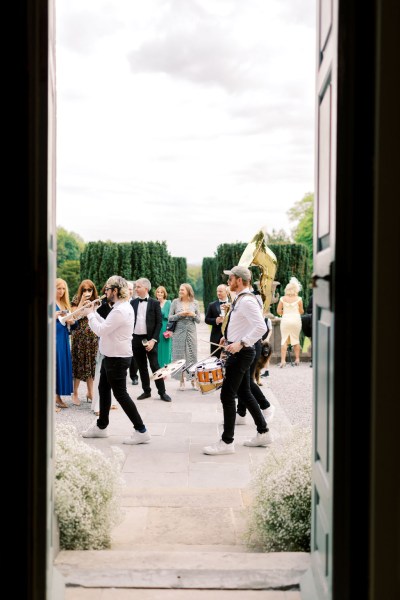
54, 423, 125, 550
245, 427, 311, 552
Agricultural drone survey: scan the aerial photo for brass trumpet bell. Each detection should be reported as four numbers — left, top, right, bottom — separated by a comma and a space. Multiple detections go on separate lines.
238, 227, 277, 314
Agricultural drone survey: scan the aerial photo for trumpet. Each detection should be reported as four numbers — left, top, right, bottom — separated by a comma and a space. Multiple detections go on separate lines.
58, 294, 106, 326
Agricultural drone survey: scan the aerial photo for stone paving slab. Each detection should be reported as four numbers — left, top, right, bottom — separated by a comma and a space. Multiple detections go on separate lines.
56, 550, 310, 590
65, 589, 302, 599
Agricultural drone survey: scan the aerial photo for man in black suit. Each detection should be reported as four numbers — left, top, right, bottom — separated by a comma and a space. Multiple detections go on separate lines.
131, 278, 172, 402
205, 284, 229, 358
127, 280, 139, 385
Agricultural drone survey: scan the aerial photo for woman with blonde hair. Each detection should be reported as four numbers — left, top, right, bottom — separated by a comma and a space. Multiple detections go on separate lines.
155, 285, 172, 367
168, 283, 201, 390
70, 279, 99, 404
55, 278, 75, 410
277, 276, 304, 366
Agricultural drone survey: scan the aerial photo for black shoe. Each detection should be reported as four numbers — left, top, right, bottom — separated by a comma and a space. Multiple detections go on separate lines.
160, 393, 171, 402
131, 377, 139, 385
261, 371, 269, 378
137, 392, 151, 400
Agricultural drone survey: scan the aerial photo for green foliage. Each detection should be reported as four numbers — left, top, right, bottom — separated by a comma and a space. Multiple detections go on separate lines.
269, 243, 311, 314
80, 241, 184, 299
57, 227, 85, 268
215, 243, 246, 285
288, 192, 314, 271
245, 428, 311, 552
57, 260, 81, 297
266, 228, 291, 243
202, 257, 217, 309
187, 264, 203, 299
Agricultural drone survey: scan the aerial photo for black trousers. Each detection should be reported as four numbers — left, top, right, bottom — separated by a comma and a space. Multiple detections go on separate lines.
129, 353, 138, 379
97, 356, 145, 431
237, 339, 271, 415
220, 346, 267, 444
132, 334, 166, 396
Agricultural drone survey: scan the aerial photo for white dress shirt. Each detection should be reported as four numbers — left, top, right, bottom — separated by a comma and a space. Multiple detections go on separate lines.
133, 296, 149, 335
225, 290, 267, 347
88, 299, 134, 357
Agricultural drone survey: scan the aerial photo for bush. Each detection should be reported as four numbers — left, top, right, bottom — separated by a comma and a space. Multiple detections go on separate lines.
245, 427, 311, 552
54, 423, 125, 550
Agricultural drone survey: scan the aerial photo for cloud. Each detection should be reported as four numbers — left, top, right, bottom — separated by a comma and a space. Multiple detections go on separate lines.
56, 0, 316, 264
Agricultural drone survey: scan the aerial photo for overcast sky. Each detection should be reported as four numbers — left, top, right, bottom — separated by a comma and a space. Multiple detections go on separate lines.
56, 0, 316, 264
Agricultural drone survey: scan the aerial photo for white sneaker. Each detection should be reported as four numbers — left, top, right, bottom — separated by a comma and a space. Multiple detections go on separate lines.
179, 381, 185, 391
203, 439, 235, 455
243, 431, 273, 447
235, 414, 247, 425
123, 429, 151, 445
262, 405, 275, 423
82, 422, 109, 438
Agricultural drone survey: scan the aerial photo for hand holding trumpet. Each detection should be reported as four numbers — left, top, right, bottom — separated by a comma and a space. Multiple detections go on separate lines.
58, 294, 106, 326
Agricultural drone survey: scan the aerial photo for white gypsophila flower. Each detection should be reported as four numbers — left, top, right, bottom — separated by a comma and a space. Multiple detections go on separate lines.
245, 427, 311, 552
54, 423, 125, 550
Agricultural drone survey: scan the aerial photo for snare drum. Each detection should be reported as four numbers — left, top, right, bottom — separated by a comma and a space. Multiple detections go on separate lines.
195, 357, 224, 394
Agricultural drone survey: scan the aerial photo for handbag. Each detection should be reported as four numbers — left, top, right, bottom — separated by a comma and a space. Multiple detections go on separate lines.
166, 320, 176, 332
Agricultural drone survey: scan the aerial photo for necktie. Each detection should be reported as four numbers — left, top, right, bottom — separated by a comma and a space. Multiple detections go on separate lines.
139, 298, 148, 303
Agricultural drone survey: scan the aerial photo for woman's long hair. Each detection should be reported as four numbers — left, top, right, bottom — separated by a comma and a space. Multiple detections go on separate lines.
55, 278, 71, 311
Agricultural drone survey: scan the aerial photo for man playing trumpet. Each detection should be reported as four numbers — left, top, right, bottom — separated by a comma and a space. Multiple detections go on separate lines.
81, 275, 151, 445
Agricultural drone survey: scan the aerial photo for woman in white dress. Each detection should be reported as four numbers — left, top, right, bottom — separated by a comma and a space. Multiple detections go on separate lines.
277, 277, 304, 367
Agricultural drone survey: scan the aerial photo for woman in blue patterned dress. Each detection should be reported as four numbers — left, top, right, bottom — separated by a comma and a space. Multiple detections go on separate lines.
55, 278, 75, 410
155, 286, 172, 367
168, 283, 201, 390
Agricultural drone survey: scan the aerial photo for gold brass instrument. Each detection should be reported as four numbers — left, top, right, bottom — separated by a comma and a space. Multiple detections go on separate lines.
238, 227, 277, 315
58, 294, 106, 326
221, 286, 234, 335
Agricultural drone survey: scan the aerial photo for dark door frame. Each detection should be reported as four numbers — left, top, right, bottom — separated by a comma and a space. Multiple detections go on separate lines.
17, 0, 399, 598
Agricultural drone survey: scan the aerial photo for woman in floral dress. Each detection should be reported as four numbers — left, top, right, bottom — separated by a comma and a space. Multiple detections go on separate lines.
70, 280, 99, 404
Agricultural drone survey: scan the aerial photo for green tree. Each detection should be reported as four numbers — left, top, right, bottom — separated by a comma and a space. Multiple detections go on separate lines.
57, 226, 85, 268
57, 260, 81, 297
287, 192, 314, 270
187, 265, 203, 299
266, 228, 291, 244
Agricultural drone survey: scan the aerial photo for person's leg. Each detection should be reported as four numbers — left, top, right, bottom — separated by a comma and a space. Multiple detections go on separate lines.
237, 368, 268, 435
294, 343, 301, 364
72, 378, 80, 405
147, 347, 166, 395
220, 348, 255, 443
97, 361, 112, 428
132, 336, 151, 394
281, 341, 287, 365
104, 357, 145, 430
129, 350, 139, 382
238, 342, 269, 414
86, 376, 94, 401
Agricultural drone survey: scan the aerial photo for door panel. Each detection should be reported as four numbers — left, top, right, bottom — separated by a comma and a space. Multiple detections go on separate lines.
301, 1, 337, 599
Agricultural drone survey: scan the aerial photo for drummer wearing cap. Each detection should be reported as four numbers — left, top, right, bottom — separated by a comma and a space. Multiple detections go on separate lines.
203, 265, 272, 455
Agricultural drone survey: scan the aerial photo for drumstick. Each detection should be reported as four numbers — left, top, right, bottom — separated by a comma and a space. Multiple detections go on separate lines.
199, 340, 225, 348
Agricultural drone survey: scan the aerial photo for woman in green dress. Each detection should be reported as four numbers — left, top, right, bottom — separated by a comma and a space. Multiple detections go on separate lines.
156, 286, 172, 367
